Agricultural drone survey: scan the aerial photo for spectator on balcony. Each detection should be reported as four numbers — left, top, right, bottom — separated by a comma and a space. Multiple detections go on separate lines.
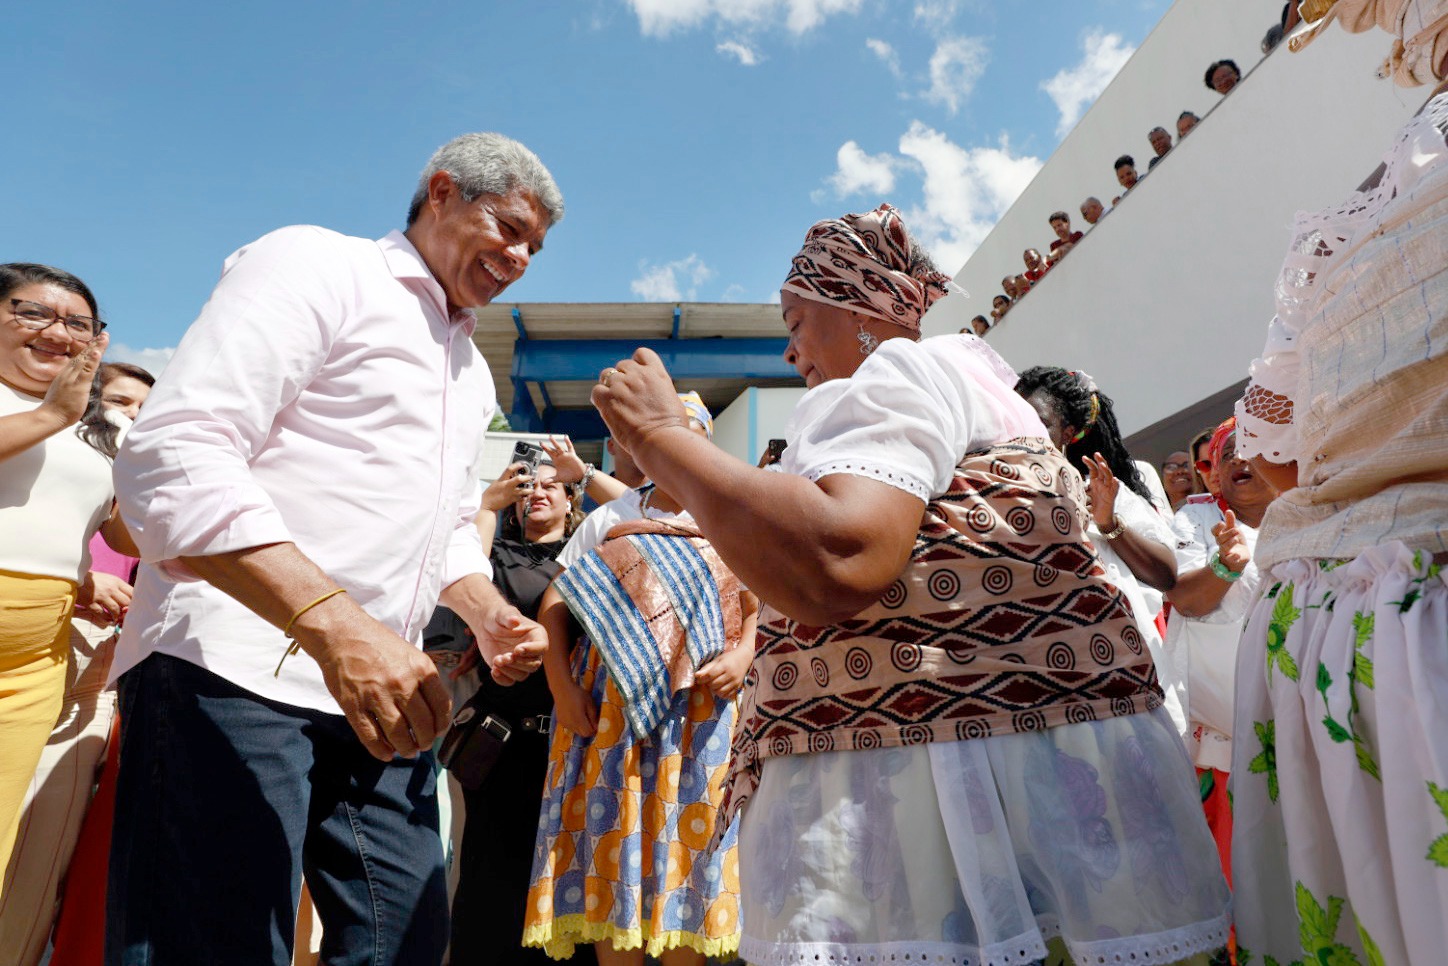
990, 295, 1011, 323
967, 315, 990, 337
1147, 127, 1173, 170
1204, 58, 1241, 94
1022, 248, 1049, 284
1003, 274, 1031, 300
1177, 111, 1201, 139
1080, 195, 1106, 225
1115, 154, 1140, 194
1046, 211, 1083, 262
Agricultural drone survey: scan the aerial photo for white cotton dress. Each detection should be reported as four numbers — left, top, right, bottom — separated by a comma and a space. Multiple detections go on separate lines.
738, 335, 1232, 966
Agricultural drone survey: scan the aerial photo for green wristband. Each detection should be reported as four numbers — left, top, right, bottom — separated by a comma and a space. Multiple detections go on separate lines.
1209, 551, 1242, 582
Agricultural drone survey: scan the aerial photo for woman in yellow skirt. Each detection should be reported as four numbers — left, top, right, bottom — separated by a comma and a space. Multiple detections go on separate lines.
0, 264, 132, 887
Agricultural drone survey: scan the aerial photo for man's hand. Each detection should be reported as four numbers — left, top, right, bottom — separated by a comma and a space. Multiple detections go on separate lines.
589, 348, 690, 455
1212, 508, 1251, 574
297, 602, 453, 761
75, 570, 133, 628
468, 604, 548, 684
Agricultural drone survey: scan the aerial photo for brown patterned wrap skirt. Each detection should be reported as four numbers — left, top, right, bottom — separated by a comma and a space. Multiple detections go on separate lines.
720, 438, 1163, 827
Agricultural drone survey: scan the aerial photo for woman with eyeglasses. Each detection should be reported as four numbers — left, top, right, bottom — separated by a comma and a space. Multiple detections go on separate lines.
0, 263, 134, 894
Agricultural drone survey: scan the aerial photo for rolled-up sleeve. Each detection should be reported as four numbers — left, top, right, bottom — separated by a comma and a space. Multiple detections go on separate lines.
442, 478, 493, 587
114, 227, 344, 574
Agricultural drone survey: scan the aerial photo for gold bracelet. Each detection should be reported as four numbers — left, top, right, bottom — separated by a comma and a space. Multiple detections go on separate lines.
274, 588, 348, 677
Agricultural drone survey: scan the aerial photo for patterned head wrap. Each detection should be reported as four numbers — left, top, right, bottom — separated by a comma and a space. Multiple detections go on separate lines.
678, 391, 713, 439
1290, 0, 1448, 86
782, 203, 952, 332
1207, 416, 1238, 468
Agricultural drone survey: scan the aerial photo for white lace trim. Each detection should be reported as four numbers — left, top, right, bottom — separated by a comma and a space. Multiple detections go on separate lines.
1063, 913, 1231, 965
740, 933, 1048, 966
806, 459, 933, 501
740, 913, 1231, 966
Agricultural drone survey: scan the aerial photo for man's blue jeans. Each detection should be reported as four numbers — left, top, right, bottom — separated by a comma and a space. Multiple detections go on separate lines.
105, 654, 447, 966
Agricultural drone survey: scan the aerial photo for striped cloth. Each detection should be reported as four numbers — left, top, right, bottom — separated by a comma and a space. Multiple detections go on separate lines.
554, 519, 743, 740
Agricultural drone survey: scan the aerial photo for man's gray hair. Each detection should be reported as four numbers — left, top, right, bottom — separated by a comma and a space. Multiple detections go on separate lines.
406, 132, 565, 227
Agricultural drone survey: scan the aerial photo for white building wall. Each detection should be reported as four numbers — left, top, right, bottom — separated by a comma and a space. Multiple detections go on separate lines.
713, 387, 809, 464
925, 2, 1424, 451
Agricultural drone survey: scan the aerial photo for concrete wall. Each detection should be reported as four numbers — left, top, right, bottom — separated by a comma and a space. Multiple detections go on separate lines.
926, 7, 1423, 464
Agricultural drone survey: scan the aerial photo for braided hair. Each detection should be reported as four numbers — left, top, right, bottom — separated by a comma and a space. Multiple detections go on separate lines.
1014, 366, 1152, 503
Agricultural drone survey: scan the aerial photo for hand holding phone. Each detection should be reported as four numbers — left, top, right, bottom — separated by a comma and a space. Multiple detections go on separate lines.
510, 441, 544, 491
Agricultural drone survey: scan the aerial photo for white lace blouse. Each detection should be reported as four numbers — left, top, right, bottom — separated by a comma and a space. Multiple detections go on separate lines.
1235, 90, 1448, 567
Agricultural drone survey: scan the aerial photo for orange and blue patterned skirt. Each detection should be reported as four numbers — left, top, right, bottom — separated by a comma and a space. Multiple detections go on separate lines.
522, 639, 741, 960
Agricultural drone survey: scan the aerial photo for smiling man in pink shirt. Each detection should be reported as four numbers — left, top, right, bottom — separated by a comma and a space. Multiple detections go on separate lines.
107, 133, 563, 966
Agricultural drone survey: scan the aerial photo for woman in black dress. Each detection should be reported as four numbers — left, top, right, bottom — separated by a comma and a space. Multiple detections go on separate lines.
449, 460, 596, 965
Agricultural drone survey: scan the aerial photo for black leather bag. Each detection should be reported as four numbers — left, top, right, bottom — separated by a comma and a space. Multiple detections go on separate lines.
437, 692, 512, 790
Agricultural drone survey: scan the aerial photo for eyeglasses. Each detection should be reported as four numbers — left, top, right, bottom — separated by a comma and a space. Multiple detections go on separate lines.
1162, 461, 1190, 471
9, 299, 106, 343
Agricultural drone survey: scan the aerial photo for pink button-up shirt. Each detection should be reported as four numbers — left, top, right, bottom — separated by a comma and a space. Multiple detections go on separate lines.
112, 227, 495, 713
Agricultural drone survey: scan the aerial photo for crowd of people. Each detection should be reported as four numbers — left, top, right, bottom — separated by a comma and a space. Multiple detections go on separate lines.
0, 4, 1445, 966
984, 5, 1300, 328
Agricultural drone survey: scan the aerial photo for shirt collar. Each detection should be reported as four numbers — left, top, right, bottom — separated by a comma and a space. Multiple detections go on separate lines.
377, 230, 478, 335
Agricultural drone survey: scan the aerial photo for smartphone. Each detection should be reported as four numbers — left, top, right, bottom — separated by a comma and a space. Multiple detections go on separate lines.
765, 438, 788, 464
510, 441, 545, 490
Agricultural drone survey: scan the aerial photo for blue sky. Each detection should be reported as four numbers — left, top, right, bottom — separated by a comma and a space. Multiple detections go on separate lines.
6, 0, 1162, 372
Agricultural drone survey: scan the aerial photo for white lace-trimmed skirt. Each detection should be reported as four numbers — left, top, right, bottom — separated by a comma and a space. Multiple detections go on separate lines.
1230, 542, 1448, 966
738, 708, 1230, 966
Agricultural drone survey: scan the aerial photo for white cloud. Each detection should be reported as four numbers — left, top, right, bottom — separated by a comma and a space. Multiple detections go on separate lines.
1041, 29, 1135, 139
923, 35, 989, 115
896, 121, 1042, 272
815, 140, 898, 202
106, 342, 174, 376
913, 0, 960, 29
716, 40, 759, 65
623, 0, 862, 37
630, 255, 714, 302
811, 121, 1042, 273
865, 38, 901, 78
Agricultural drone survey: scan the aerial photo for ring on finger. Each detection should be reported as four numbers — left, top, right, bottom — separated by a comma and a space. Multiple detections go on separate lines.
601, 367, 619, 387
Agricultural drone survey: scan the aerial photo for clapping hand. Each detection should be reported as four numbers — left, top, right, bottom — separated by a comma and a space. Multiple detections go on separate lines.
1082, 452, 1121, 531
41, 332, 108, 427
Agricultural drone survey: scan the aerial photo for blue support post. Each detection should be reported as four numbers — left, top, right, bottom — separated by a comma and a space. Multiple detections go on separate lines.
509, 375, 543, 432
670, 306, 682, 340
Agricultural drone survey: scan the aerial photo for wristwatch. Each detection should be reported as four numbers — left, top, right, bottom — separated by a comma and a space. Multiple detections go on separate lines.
1100, 516, 1128, 540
